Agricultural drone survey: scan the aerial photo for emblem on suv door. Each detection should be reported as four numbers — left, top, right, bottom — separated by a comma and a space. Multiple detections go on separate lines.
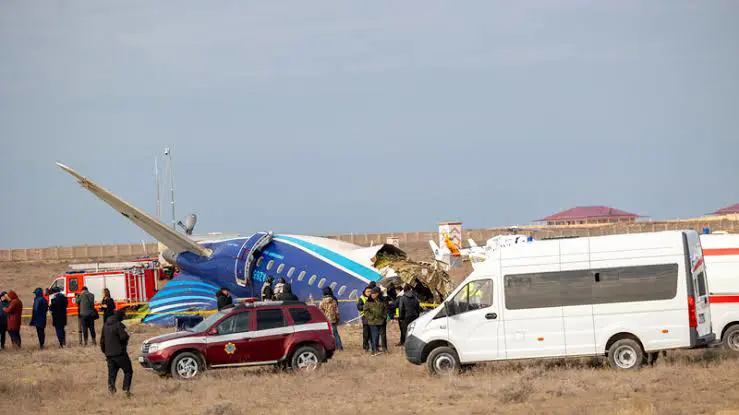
225, 342, 236, 355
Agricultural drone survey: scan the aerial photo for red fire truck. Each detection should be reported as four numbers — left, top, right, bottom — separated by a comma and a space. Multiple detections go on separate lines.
47, 258, 169, 315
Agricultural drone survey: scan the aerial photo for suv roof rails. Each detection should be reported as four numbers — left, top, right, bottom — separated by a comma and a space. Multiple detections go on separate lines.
540, 235, 581, 240
234, 300, 307, 309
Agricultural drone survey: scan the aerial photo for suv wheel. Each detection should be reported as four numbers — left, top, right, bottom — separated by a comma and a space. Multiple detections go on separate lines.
291, 345, 323, 371
426, 346, 460, 376
723, 325, 739, 352
171, 352, 202, 380
607, 339, 644, 371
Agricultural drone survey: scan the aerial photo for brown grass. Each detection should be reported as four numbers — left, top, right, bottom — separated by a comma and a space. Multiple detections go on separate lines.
2, 260, 739, 414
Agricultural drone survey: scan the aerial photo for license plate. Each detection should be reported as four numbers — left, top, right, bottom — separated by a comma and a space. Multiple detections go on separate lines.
698, 314, 705, 324
138, 356, 144, 363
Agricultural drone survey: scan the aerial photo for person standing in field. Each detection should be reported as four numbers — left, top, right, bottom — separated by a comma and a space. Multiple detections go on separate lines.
397, 284, 422, 346
357, 286, 372, 352
319, 286, 343, 351
0, 291, 8, 350
3, 290, 22, 349
363, 287, 388, 356
30, 287, 49, 349
100, 288, 116, 323
49, 287, 68, 347
101, 309, 133, 396
76, 286, 96, 346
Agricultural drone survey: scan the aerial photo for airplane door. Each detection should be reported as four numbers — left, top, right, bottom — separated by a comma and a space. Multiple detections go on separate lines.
205, 311, 253, 365
447, 279, 501, 363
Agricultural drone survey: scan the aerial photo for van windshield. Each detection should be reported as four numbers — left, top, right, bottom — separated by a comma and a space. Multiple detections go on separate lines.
189, 310, 229, 332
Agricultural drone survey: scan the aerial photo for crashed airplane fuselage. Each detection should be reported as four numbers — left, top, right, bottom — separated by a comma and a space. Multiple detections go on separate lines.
56, 163, 446, 326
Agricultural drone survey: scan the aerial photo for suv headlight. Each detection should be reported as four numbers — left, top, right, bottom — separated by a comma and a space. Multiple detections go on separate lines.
142, 343, 160, 354
407, 320, 417, 336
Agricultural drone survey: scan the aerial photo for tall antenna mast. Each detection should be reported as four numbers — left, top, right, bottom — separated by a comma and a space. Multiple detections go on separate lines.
164, 147, 176, 230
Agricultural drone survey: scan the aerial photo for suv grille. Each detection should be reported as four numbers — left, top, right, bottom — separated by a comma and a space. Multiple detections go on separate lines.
141, 343, 150, 354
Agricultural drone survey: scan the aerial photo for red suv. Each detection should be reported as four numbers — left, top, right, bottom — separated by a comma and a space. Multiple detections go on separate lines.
139, 300, 336, 379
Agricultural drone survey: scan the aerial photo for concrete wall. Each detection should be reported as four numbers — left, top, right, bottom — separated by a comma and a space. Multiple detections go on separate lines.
2, 217, 736, 262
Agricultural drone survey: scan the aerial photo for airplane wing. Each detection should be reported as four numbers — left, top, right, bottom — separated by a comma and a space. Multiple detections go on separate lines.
56, 162, 211, 257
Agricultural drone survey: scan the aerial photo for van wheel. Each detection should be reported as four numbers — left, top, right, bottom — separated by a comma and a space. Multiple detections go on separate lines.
171, 352, 202, 380
723, 325, 739, 352
608, 339, 644, 371
426, 346, 460, 376
291, 345, 322, 372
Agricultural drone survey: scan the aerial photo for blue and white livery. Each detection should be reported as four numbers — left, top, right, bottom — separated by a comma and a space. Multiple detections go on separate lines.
56, 163, 403, 326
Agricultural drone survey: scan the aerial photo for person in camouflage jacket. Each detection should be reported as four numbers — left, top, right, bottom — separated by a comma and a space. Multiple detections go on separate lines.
319, 287, 343, 351
363, 287, 388, 355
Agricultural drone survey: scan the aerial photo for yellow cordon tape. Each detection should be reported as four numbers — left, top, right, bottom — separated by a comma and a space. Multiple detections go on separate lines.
20, 300, 441, 318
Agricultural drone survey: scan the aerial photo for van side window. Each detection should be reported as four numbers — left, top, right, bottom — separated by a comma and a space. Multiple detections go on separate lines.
505, 263, 679, 310
451, 279, 493, 314
592, 264, 678, 304
696, 271, 707, 297
68, 278, 79, 292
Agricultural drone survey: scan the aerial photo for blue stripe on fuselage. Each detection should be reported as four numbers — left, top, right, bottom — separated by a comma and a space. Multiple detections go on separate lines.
274, 235, 380, 282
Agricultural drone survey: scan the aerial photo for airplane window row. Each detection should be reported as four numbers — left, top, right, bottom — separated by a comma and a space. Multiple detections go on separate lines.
254, 255, 352, 298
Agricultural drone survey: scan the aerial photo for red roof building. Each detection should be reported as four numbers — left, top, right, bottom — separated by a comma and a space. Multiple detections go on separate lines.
710, 203, 739, 216
538, 206, 641, 226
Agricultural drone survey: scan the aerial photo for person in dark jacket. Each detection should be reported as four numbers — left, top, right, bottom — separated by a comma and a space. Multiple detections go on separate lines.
30, 287, 49, 349
101, 309, 132, 396
0, 291, 8, 350
275, 283, 298, 301
216, 287, 233, 310
397, 284, 422, 346
357, 286, 372, 352
261, 275, 275, 301
3, 290, 22, 349
49, 287, 68, 347
76, 286, 96, 346
385, 285, 398, 347
363, 287, 388, 355
100, 288, 116, 323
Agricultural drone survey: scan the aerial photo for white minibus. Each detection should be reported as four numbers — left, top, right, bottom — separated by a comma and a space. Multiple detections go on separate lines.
405, 230, 715, 374
700, 233, 739, 351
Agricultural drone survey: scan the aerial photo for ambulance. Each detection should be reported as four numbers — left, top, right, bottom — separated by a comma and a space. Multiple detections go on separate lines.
700, 232, 739, 351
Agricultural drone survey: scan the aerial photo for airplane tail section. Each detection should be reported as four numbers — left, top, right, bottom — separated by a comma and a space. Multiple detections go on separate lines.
56, 163, 211, 257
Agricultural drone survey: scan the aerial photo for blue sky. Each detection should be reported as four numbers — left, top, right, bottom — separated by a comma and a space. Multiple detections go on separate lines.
1, 0, 737, 248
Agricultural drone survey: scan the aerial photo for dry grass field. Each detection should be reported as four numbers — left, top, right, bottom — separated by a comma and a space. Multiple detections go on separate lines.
2, 259, 739, 415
